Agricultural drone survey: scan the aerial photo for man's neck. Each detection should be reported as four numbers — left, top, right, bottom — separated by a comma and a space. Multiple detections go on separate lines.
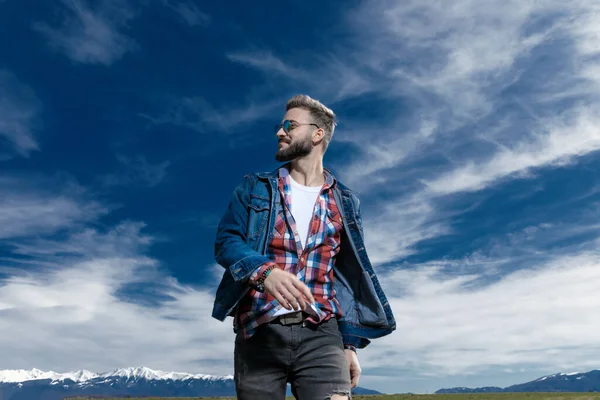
288, 157, 325, 187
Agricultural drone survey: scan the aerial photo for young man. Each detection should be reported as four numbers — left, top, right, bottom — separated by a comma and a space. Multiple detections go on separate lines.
212, 94, 395, 400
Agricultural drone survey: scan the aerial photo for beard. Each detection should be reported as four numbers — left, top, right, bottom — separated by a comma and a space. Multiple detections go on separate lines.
275, 135, 313, 162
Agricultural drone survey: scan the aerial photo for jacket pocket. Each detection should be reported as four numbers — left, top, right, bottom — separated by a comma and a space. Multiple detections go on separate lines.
247, 196, 270, 239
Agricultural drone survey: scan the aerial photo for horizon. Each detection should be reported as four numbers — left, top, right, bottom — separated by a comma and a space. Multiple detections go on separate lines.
1, 0, 600, 395
1, 366, 595, 392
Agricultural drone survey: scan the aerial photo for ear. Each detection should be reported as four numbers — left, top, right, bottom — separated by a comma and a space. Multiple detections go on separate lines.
312, 127, 325, 145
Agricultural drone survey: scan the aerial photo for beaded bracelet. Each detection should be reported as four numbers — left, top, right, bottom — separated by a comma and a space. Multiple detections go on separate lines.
255, 264, 276, 292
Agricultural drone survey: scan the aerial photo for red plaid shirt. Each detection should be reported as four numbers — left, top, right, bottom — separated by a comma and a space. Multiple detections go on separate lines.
235, 166, 344, 339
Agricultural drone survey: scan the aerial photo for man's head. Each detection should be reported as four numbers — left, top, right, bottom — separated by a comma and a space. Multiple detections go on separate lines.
274, 94, 336, 162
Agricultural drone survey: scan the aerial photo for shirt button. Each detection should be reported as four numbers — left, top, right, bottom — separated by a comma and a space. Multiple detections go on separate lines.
300, 257, 305, 262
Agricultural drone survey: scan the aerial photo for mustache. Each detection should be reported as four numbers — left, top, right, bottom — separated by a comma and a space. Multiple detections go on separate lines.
279, 139, 291, 144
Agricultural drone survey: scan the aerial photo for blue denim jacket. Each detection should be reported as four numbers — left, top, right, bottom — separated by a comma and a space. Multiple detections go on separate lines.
212, 166, 396, 349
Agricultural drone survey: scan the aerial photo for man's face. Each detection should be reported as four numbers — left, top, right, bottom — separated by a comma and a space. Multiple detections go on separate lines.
275, 108, 315, 162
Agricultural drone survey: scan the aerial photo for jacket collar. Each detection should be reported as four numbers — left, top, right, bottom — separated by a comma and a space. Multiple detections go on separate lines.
256, 163, 337, 186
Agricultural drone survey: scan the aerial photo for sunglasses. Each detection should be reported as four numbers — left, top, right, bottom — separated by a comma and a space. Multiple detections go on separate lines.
274, 119, 320, 134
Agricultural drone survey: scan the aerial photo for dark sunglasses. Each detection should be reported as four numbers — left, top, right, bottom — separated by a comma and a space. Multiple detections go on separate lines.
274, 119, 320, 134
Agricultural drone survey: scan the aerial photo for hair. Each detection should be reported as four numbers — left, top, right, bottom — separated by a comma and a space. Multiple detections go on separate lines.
285, 94, 336, 151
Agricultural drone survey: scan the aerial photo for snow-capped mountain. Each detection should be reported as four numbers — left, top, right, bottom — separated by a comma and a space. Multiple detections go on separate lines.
0, 366, 378, 399
0, 366, 232, 384
0, 368, 97, 384
0, 366, 236, 400
436, 369, 600, 393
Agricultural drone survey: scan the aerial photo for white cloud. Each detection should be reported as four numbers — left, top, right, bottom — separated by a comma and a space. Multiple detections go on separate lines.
337, 116, 439, 190
226, 51, 373, 102
362, 251, 600, 379
423, 108, 600, 195
99, 155, 170, 188
0, 176, 108, 240
227, 52, 308, 81
570, 1, 600, 57
0, 70, 40, 156
140, 96, 280, 134
369, 0, 554, 117
362, 193, 450, 265
163, 0, 209, 27
33, 0, 137, 65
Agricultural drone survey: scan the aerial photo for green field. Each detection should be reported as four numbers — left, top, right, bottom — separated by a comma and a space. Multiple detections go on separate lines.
67, 393, 600, 400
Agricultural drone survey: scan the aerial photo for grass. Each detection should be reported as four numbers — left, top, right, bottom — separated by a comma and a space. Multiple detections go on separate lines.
66, 393, 600, 400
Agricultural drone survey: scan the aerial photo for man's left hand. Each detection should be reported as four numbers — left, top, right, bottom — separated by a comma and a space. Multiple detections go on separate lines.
344, 349, 361, 388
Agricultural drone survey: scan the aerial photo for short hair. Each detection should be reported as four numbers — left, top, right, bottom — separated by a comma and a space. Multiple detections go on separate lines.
286, 94, 336, 150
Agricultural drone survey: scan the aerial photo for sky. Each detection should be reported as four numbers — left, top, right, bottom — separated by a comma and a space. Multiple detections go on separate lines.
1, 0, 600, 395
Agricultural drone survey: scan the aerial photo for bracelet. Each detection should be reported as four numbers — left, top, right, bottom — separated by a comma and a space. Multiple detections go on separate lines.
255, 264, 276, 292
344, 344, 357, 353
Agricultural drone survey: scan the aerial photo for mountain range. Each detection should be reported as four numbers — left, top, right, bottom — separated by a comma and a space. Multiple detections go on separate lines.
4, 366, 598, 399
436, 370, 600, 393
0, 366, 380, 400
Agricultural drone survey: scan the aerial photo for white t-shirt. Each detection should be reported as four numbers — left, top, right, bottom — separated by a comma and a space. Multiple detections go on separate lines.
288, 174, 322, 250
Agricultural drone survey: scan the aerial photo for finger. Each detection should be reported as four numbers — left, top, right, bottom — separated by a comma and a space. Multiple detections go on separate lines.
271, 290, 290, 310
351, 371, 359, 388
272, 290, 292, 310
354, 368, 361, 388
285, 284, 306, 310
279, 287, 299, 310
292, 280, 315, 304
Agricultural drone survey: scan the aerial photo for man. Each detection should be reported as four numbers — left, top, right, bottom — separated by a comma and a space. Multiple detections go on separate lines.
212, 94, 395, 400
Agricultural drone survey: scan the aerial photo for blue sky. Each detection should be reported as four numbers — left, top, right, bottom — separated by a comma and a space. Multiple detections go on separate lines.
1, 0, 600, 395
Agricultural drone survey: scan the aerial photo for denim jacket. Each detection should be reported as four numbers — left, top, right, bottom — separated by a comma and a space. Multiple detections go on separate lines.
212, 166, 396, 349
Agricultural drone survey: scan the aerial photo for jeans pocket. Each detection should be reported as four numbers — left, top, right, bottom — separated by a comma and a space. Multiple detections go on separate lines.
316, 318, 342, 338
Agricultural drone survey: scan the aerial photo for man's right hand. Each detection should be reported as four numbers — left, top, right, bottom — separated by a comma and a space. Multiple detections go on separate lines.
264, 268, 315, 311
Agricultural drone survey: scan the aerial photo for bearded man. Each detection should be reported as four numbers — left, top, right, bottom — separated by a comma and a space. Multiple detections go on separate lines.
212, 94, 396, 400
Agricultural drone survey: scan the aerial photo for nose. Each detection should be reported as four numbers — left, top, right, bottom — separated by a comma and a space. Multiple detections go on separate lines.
276, 128, 287, 139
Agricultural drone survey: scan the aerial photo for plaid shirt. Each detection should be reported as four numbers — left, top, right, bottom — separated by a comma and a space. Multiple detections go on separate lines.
235, 166, 344, 340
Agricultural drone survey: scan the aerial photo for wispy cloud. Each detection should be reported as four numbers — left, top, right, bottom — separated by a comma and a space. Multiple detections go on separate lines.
0, 175, 108, 240
226, 52, 307, 81
322, 0, 600, 264
140, 96, 280, 134
0, 70, 40, 156
163, 0, 209, 27
33, 0, 138, 65
423, 108, 600, 195
99, 155, 170, 188
362, 0, 555, 118
226, 51, 373, 102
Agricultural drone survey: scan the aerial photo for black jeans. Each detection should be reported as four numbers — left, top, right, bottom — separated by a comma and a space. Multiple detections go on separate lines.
234, 317, 352, 400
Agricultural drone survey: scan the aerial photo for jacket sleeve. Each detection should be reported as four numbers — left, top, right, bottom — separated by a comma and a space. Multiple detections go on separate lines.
214, 175, 272, 282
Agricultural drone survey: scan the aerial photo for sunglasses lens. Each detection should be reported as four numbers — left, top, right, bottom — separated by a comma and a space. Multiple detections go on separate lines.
283, 120, 291, 133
